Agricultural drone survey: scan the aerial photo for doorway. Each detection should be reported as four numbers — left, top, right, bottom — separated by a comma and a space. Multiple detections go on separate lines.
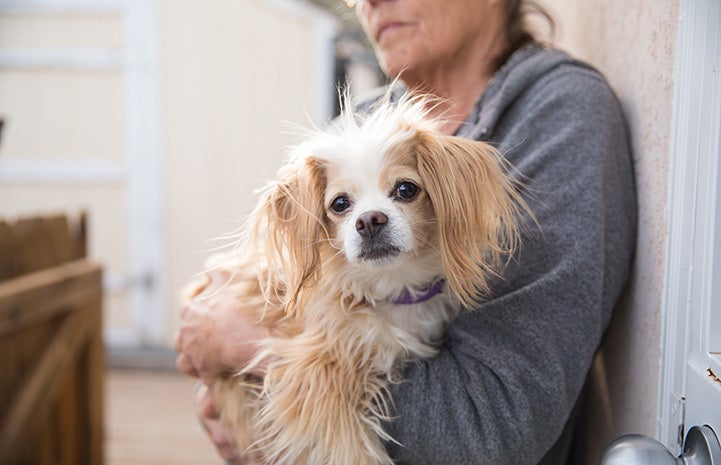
659, 0, 721, 452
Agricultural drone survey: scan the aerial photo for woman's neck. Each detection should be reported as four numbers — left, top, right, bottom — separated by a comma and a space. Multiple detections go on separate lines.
403, 29, 508, 134
408, 72, 491, 135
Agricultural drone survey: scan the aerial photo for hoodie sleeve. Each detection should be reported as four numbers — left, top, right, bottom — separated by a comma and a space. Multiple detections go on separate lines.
383, 61, 637, 465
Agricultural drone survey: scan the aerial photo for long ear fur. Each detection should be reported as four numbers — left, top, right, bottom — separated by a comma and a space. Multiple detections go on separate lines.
250, 156, 327, 317
415, 132, 527, 307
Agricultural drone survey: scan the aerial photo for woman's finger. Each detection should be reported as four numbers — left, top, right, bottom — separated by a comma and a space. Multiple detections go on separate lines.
176, 352, 200, 378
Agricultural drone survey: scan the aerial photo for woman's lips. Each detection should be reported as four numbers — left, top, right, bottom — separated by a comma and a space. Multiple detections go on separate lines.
376, 22, 408, 42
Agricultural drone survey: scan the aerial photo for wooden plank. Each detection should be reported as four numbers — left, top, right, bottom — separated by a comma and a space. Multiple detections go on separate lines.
106, 371, 221, 465
0, 213, 86, 280
0, 314, 60, 414
0, 260, 102, 337
0, 221, 13, 280
73, 211, 89, 259
12, 215, 73, 276
0, 305, 98, 462
56, 356, 80, 465
83, 290, 105, 465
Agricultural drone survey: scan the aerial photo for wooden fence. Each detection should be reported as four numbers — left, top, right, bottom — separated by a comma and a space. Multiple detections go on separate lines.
0, 214, 103, 465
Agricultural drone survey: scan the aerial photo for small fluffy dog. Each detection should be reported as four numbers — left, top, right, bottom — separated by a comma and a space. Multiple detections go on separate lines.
186, 95, 527, 465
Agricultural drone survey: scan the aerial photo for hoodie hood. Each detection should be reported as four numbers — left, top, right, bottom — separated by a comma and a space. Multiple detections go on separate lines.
459, 43, 595, 141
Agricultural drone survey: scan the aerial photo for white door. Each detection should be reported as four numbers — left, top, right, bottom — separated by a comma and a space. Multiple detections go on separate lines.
659, 0, 721, 454
0, 0, 164, 347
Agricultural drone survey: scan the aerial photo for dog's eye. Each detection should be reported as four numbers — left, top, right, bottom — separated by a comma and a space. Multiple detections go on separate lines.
394, 181, 419, 201
330, 195, 352, 213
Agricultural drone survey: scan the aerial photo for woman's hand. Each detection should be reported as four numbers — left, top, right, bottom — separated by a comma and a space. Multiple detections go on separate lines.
174, 269, 268, 383
195, 382, 259, 465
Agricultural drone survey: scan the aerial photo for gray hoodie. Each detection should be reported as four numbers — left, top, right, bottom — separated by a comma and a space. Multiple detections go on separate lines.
368, 44, 637, 465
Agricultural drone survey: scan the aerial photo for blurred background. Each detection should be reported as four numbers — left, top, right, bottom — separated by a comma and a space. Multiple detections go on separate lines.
0, 0, 382, 353
0, 0, 706, 464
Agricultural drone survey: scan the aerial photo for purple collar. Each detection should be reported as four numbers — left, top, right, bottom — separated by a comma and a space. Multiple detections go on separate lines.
390, 279, 445, 305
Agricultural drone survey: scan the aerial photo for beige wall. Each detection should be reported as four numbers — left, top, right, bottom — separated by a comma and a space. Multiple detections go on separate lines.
0, 10, 131, 336
160, 0, 336, 342
539, 0, 679, 460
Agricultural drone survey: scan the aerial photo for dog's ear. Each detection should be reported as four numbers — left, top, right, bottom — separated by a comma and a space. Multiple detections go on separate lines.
253, 156, 327, 317
415, 132, 527, 307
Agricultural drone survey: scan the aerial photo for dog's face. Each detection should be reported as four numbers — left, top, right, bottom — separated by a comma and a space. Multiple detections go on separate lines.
251, 96, 524, 313
322, 140, 436, 268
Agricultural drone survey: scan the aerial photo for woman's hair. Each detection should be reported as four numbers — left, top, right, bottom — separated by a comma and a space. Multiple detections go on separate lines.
504, 0, 556, 54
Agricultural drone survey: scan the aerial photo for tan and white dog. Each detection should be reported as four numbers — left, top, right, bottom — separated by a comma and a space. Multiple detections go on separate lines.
186, 95, 527, 465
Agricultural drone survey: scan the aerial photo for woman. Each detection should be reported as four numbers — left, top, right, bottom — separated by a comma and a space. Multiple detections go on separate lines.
174, 1, 637, 464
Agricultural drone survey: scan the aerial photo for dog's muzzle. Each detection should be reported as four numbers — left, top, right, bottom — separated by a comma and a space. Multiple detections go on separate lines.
355, 211, 401, 261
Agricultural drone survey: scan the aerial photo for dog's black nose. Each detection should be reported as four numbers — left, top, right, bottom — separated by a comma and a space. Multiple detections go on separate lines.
356, 211, 388, 238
